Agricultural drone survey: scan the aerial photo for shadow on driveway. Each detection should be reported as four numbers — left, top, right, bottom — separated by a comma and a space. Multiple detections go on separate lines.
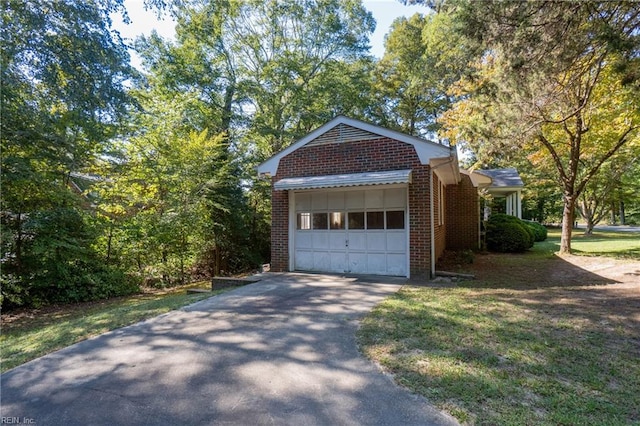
1, 273, 457, 426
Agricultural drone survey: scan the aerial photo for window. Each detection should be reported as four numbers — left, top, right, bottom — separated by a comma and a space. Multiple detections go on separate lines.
297, 212, 311, 230
348, 212, 365, 229
386, 211, 405, 229
330, 212, 345, 229
313, 212, 328, 230
367, 211, 384, 229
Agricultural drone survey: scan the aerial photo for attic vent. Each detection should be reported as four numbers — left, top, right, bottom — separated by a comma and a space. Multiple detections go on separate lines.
307, 124, 384, 147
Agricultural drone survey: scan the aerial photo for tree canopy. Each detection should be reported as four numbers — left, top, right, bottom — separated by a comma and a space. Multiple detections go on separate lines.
441, 0, 640, 253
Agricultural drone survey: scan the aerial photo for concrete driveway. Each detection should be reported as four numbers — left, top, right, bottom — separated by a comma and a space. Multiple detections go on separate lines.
1, 273, 457, 425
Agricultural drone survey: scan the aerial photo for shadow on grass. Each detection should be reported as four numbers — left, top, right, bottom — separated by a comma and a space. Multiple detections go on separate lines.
450, 251, 619, 290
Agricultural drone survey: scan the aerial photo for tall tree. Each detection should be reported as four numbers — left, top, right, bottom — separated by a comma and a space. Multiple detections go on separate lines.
371, 11, 472, 139
1, 0, 136, 307
136, 0, 376, 157
441, 1, 640, 253
132, 0, 376, 276
577, 148, 640, 234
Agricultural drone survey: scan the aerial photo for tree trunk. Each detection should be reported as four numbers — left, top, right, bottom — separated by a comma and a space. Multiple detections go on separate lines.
584, 215, 594, 235
106, 223, 113, 263
14, 212, 23, 275
578, 199, 594, 236
162, 249, 169, 284
559, 195, 576, 254
620, 201, 625, 225
610, 201, 616, 225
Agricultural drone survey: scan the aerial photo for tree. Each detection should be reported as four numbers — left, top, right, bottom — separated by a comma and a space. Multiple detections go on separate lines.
441, 1, 640, 254
131, 0, 377, 277
578, 148, 640, 233
1, 0, 136, 307
371, 11, 474, 140
92, 82, 254, 284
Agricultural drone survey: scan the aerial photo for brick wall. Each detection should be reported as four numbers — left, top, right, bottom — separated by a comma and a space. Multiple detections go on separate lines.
433, 173, 447, 261
270, 182, 289, 272
270, 137, 433, 277
445, 173, 480, 250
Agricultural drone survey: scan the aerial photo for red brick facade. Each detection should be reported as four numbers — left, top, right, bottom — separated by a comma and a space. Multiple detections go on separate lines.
268, 134, 479, 277
270, 137, 434, 277
433, 173, 447, 262
445, 173, 480, 250
270, 182, 289, 272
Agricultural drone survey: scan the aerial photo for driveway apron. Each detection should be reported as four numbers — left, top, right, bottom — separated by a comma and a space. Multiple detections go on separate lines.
1, 273, 458, 426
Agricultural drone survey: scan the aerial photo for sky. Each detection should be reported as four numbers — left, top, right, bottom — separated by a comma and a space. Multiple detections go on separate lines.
112, 0, 429, 68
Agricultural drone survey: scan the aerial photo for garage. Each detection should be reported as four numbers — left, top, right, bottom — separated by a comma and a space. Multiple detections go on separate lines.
289, 187, 407, 276
258, 115, 477, 278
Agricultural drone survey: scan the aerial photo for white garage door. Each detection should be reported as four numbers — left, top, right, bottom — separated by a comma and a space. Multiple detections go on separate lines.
293, 188, 407, 276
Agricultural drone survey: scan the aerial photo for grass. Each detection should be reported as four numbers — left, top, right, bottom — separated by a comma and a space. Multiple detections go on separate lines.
1, 282, 225, 373
543, 228, 640, 259
358, 229, 640, 425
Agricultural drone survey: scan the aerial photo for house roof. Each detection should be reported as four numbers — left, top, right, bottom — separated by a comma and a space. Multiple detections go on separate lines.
476, 168, 524, 189
273, 169, 412, 191
257, 116, 456, 179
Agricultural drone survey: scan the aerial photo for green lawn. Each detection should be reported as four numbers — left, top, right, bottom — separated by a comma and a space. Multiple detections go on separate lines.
543, 228, 640, 259
358, 230, 640, 425
1, 283, 222, 372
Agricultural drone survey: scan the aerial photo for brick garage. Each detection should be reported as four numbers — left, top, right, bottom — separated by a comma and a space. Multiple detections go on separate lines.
258, 116, 482, 278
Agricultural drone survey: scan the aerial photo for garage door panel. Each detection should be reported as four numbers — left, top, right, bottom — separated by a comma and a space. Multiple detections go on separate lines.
346, 191, 365, 209
312, 232, 329, 250
367, 253, 387, 274
295, 251, 314, 271
312, 193, 328, 210
365, 189, 384, 209
295, 193, 311, 210
330, 252, 346, 273
328, 192, 345, 209
386, 232, 406, 252
349, 233, 366, 251
384, 188, 406, 208
329, 232, 347, 250
296, 232, 312, 249
348, 253, 367, 274
366, 233, 386, 252
313, 251, 331, 271
387, 254, 407, 276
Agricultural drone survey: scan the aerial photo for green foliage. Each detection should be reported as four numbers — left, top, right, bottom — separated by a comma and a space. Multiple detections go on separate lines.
522, 220, 548, 242
1, 0, 136, 309
1, 207, 139, 309
370, 10, 473, 139
486, 214, 533, 253
442, 1, 640, 254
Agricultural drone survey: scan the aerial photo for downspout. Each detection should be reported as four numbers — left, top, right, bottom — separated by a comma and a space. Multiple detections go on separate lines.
429, 153, 456, 278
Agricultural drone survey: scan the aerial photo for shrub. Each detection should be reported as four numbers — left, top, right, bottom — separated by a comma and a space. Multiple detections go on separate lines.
523, 220, 548, 242
486, 214, 533, 253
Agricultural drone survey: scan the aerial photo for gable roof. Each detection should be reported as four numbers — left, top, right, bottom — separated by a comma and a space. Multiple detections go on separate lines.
257, 116, 454, 177
476, 168, 524, 189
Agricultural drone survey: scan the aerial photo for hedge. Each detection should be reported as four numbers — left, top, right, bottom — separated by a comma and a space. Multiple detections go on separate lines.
486, 214, 547, 253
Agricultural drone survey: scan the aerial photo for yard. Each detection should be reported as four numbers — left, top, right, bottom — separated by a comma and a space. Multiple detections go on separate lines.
0, 283, 222, 372
358, 229, 640, 425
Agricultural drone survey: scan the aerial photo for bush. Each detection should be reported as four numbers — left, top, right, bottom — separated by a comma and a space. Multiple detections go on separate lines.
523, 220, 548, 242
486, 214, 534, 253
1, 207, 140, 310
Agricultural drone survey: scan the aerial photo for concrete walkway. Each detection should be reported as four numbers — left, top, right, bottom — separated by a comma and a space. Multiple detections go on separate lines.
1, 273, 458, 426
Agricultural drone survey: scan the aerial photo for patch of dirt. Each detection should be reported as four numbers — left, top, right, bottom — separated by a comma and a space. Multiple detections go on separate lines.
438, 251, 640, 331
